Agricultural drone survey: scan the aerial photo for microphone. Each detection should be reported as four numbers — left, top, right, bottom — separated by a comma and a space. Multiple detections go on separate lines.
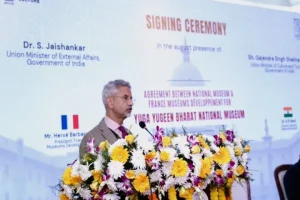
138, 121, 154, 200
139, 121, 153, 137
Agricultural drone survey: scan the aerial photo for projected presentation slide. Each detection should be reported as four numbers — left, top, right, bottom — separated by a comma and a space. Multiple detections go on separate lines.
0, 1, 299, 199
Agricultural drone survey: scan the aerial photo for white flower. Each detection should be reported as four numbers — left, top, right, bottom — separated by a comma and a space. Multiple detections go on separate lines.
131, 149, 146, 169
135, 169, 148, 175
207, 172, 214, 182
103, 193, 120, 200
151, 156, 161, 170
162, 161, 173, 176
172, 135, 190, 157
241, 153, 248, 165
202, 148, 213, 157
62, 185, 72, 199
183, 183, 192, 189
79, 164, 92, 181
194, 189, 208, 199
192, 154, 202, 175
221, 164, 229, 177
227, 145, 235, 158
71, 160, 92, 181
172, 135, 188, 147
106, 178, 118, 191
160, 147, 177, 162
179, 145, 190, 159
136, 136, 154, 152
234, 137, 243, 149
210, 143, 220, 153
78, 188, 92, 200
206, 136, 215, 143
71, 160, 80, 177
94, 154, 104, 171
115, 182, 123, 190
108, 160, 124, 179
174, 175, 189, 185
163, 176, 175, 191
150, 169, 162, 183
108, 139, 127, 155
223, 140, 232, 146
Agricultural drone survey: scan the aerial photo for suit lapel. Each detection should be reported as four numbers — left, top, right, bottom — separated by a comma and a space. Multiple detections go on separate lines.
98, 118, 119, 144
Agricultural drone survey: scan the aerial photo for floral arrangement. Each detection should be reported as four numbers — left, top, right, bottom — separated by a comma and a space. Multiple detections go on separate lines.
56, 126, 252, 200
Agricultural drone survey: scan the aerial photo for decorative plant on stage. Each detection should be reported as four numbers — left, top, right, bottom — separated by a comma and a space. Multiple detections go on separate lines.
55, 125, 252, 200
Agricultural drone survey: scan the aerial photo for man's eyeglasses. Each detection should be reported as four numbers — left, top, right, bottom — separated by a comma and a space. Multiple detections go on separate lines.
113, 95, 135, 103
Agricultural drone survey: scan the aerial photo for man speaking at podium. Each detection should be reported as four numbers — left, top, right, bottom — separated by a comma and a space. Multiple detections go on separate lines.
79, 79, 134, 159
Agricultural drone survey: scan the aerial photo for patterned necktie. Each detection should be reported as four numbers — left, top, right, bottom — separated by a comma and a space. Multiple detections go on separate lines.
118, 126, 127, 138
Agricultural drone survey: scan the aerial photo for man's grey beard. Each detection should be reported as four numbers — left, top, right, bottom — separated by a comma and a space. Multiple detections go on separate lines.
125, 112, 131, 118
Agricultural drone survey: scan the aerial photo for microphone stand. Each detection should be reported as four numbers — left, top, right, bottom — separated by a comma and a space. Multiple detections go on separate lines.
148, 136, 153, 200
139, 121, 154, 200
149, 178, 153, 200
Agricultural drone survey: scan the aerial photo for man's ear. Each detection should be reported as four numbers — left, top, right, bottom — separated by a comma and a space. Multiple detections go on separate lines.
106, 97, 114, 109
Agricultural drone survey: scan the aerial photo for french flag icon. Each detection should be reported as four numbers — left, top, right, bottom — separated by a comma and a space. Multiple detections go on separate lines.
61, 114, 79, 130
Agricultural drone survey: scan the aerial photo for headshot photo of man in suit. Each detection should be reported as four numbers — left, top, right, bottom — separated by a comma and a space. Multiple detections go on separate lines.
79, 79, 134, 159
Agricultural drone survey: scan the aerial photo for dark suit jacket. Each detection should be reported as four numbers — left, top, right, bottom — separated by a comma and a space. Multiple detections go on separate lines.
284, 159, 300, 200
79, 118, 119, 159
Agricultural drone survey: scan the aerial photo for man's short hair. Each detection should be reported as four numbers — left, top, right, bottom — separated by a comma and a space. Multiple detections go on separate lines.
102, 79, 131, 107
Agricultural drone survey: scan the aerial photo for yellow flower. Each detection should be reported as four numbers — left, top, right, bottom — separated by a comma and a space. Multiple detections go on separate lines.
111, 146, 129, 164
125, 135, 135, 145
213, 147, 231, 165
244, 145, 251, 153
168, 186, 177, 200
186, 188, 195, 200
236, 165, 245, 175
210, 186, 218, 200
198, 136, 209, 149
200, 157, 212, 178
62, 167, 81, 186
145, 151, 156, 161
199, 181, 205, 188
99, 140, 110, 150
234, 147, 242, 156
133, 173, 150, 193
60, 193, 69, 200
171, 158, 189, 177
219, 132, 227, 142
90, 181, 99, 191
92, 170, 102, 183
179, 187, 195, 199
125, 170, 136, 179
129, 194, 139, 200
191, 145, 201, 154
216, 169, 224, 176
227, 177, 235, 187
162, 136, 171, 147
160, 150, 170, 162
218, 186, 226, 200
179, 187, 188, 198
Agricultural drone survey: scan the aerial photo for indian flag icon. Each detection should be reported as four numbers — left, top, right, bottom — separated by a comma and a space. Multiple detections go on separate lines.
283, 107, 293, 118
